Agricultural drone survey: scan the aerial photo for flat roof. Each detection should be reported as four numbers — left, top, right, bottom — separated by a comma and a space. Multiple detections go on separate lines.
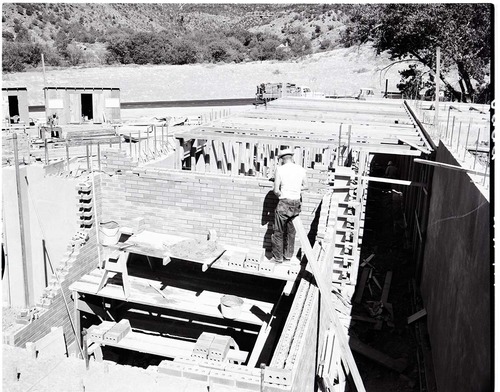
43, 87, 120, 90
2, 87, 27, 91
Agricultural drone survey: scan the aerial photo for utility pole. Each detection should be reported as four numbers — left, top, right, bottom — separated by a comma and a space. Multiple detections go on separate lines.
41, 53, 47, 87
434, 47, 441, 127
13, 133, 30, 308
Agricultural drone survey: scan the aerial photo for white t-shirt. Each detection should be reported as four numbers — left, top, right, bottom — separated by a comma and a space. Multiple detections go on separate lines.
276, 162, 306, 200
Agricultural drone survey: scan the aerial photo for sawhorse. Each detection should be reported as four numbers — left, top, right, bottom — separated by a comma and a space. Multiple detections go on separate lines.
97, 250, 131, 298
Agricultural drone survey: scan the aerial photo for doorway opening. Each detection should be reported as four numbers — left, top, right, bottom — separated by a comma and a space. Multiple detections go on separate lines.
8, 96, 19, 123
81, 94, 93, 121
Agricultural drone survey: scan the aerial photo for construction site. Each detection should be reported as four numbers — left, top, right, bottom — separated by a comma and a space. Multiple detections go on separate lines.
2, 84, 491, 392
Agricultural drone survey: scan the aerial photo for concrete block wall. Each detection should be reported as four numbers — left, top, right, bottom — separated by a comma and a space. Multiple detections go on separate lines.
420, 142, 491, 392
98, 166, 328, 252
2, 131, 30, 165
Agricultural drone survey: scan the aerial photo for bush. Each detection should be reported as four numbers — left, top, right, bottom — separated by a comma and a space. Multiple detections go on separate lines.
2, 31, 14, 41
2, 41, 43, 72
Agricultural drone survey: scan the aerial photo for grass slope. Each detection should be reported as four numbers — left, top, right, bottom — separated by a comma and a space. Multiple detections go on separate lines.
2, 45, 406, 106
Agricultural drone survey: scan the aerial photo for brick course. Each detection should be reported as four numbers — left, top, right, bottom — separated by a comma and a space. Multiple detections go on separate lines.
99, 166, 328, 252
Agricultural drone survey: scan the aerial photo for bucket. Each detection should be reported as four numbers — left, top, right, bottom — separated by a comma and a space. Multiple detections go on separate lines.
220, 295, 244, 320
99, 221, 120, 246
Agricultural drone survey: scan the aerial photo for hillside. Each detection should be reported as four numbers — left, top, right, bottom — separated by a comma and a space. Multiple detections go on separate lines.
2, 3, 345, 47
2, 3, 348, 71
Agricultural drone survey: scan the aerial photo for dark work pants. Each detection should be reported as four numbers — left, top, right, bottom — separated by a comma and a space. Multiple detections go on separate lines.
272, 199, 301, 261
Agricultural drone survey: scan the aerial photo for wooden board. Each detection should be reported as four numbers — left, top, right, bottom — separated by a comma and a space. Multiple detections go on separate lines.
90, 329, 248, 363
70, 269, 273, 326
349, 336, 407, 373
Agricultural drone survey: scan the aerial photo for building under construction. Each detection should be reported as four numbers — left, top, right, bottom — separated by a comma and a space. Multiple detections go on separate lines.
2, 96, 491, 392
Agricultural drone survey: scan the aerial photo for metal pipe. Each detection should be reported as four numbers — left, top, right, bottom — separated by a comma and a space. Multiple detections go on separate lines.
86, 145, 90, 171
97, 143, 101, 172
464, 119, 471, 161
154, 125, 157, 155
445, 107, 451, 138
450, 116, 455, 148
473, 129, 480, 169
44, 139, 49, 165
42, 239, 48, 288
66, 142, 70, 169
13, 134, 30, 307
338, 124, 342, 166
456, 122, 462, 153
483, 150, 489, 186
138, 130, 141, 160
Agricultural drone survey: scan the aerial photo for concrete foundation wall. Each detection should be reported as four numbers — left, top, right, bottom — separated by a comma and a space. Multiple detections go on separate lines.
420, 142, 491, 392
2, 165, 80, 307
98, 160, 325, 252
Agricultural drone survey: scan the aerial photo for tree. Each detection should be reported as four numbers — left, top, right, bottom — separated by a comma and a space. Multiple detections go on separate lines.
341, 4, 492, 102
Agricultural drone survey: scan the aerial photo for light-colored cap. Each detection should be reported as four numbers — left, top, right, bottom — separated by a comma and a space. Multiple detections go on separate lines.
278, 148, 294, 158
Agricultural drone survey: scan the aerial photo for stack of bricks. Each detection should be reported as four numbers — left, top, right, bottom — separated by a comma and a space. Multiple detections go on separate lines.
191, 333, 234, 363
98, 167, 325, 252
87, 321, 115, 343
102, 319, 132, 344
77, 181, 94, 230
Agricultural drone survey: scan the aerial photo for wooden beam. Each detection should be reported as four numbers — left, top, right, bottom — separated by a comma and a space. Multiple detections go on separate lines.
361, 176, 426, 187
380, 271, 393, 305
349, 336, 407, 373
398, 137, 432, 154
293, 217, 366, 392
414, 158, 490, 177
354, 268, 370, 304
407, 309, 427, 324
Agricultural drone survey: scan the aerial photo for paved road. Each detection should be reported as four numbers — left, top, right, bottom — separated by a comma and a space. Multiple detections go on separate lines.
29, 98, 256, 112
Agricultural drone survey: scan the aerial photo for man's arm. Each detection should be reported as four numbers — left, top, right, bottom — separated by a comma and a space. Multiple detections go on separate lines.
274, 168, 282, 198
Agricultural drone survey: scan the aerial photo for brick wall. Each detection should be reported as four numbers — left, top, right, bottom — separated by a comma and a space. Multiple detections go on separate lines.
101, 147, 137, 172
98, 166, 329, 252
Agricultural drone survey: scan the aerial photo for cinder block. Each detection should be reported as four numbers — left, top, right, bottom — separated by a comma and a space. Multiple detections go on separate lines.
259, 261, 275, 274
192, 332, 215, 360
263, 367, 292, 386
157, 360, 183, 377
209, 370, 236, 387
243, 260, 259, 271
182, 365, 210, 382
234, 374, 261, 391
208, 335, 231, 362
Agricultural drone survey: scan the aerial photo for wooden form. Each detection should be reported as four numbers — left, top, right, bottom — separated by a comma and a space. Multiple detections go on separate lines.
293, 216, 366, 392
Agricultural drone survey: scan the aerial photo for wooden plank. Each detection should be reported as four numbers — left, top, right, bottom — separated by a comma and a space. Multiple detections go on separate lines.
407, 308, 427, 324
354, 268, 370, 304
90, 329, 247, 363
380, 271, 393, 305
293, 217, 366, 392
349, 336, 407, 373
70, 270, 273, 326
398, 137, 432, 154
361, 176, 426, 187
414, 158, 490, 176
